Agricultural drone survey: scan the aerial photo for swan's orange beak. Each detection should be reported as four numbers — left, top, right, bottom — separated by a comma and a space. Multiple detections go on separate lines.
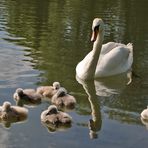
91, 30, 98, 42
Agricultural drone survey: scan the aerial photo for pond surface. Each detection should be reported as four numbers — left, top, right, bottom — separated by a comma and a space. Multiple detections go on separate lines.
0, 0, 148, 148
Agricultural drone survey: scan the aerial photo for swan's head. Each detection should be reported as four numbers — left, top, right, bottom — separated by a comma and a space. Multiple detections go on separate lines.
53, 82, 61, 90
46, 105, 58, 115
16, 88, 24, 96
91, 18, 104, 42
2, 101, 11, 112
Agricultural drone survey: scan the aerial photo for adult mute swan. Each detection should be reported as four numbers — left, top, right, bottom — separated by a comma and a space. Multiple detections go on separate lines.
76, 18, 133, 83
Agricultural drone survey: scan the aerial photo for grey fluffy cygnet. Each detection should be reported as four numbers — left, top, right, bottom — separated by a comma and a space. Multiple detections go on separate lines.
36, 82, 61, 98
51, 87, 76, 109
0, 101, 28, 121
41, 105, 72, 125
13, 88, 42, 105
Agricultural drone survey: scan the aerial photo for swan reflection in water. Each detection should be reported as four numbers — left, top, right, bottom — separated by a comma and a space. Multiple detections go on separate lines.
76, 73, 129, 139
94, 73, 128, 97
76, 76, 102, 139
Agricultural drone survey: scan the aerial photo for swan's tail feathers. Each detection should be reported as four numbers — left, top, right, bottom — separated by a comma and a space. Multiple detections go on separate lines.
126, 43, 133, 78
127, 43, 133, 52
126, 70, 132, 85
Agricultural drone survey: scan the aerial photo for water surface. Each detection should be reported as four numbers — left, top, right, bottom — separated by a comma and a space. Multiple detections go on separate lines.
0, 0, 148, 148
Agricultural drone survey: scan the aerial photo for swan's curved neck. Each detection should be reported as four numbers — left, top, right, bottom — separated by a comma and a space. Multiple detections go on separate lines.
85, 30, 104, 79
82, 81, 102, 132
93, 30, 104, 54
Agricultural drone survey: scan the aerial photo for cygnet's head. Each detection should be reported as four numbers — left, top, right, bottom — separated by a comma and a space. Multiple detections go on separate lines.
2, 101, 11, 112
56, 87, 68, 97
16, 88, 24, 96
47, 105, 58, 115
53, 82, 60, 90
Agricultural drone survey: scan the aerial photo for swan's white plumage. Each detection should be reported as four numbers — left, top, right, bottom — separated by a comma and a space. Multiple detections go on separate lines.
76, 18, 133, 80
95, 42, 133, 77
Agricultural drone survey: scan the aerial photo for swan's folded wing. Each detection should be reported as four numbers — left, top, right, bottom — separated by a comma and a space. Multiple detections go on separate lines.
96, 46, 131, 77
101, 42, 126, 56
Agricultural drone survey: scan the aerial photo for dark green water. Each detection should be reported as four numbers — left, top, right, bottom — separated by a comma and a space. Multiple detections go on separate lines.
0, 0, 148, 147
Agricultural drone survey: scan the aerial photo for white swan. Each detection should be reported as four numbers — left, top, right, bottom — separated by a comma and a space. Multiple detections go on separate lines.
76, 18, 133, 82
